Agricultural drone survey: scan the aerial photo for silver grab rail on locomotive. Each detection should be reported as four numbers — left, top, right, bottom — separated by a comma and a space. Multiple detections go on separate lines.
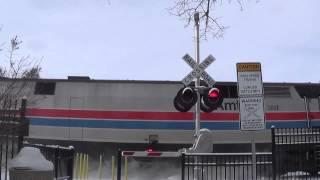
304, 96, 310, 128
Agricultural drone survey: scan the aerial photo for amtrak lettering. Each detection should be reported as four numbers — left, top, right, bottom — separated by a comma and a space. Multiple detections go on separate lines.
216, 100, 279, 111
217, 100, 239, 111
219, 102, 238, 111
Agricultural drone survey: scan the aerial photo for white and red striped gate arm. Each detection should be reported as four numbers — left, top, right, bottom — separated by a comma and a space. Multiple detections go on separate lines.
121, 151, 181, 157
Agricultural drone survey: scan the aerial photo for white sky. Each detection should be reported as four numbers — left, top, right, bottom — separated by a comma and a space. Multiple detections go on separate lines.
0, 0, 319, 83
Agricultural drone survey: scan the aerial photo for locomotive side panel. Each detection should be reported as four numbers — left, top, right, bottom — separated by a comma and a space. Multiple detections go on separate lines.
31, 81, 182, 111
25, 80, 320, 144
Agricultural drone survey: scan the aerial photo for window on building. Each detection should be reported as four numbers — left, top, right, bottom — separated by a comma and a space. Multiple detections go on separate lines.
34, 82, 56, 95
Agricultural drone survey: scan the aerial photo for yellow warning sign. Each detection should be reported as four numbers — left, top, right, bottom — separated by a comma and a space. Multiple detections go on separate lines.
237, 63, 261, 72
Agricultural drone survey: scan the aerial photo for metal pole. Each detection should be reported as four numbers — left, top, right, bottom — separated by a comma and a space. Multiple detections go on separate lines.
117, 149, 122, 180
251, 138, 256, 180
194, 12, 200, 180
271, 127, 276, 180
304, 96, 310, 128
54, 147, 59, 179
124, 156, 128, 180
194, 12, 200, 137
181, 153, 185, 180
68, 147, 75, 180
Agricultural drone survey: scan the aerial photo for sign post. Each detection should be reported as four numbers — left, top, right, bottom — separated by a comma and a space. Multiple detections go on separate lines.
237, 63, 265, 130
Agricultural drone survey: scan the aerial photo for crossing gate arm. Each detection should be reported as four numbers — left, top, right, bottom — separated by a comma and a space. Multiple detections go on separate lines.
121, 151, 182, 158
184, 152, 272, 156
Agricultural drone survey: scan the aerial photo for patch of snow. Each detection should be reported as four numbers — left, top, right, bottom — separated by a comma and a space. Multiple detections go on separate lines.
9, 147, 53, 171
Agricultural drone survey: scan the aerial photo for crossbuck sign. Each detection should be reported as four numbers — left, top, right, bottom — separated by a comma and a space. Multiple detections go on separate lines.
182, 54, 216, 86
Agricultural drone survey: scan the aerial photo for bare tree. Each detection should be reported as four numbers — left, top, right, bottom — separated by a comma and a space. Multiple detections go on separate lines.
0, 35, 42, 106
169, 0, 245, 39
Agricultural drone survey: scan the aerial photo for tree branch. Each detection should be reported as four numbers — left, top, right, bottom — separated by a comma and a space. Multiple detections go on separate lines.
0, 35, 42, 107
169, 0, 243, 39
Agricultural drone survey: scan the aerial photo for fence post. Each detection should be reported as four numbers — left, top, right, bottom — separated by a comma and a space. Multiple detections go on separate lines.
12, 100, 18, 159
18, 97, 27, 151
117, 149, 122, 180
54, 147, 59, 179
124, 156, 128, 180
271, 126, 276, 180
67, 147, 74, 180
251, 139, 256, 180
181, 153, 185, 180
112, 156, 115, 180
0, 144, 2, 179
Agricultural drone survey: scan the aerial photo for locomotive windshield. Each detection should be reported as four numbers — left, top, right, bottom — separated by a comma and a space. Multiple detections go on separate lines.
295, 84, 320, 98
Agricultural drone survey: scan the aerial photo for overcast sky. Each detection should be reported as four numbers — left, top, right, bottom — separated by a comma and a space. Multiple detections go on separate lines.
0, 0, 319, 83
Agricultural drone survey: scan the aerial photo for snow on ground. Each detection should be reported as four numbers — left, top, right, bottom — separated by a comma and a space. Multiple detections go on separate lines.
81, 158, 180, 180
9, 147, 53, 171
2, 147, 320, 180
80, 158, 320, 180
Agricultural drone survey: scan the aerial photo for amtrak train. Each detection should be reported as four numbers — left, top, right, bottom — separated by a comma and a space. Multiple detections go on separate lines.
3, 77, 320, 147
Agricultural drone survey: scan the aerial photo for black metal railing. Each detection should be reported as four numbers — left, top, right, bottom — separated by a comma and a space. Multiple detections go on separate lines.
181, 152, 272, 180
272, 127, 320, 179
116, 127, 320, 180
24, 143, 75, 180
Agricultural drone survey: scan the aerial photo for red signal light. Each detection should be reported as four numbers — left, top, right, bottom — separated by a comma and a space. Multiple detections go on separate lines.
209, 89, 219, 98
200, 87, 223, 112
208, 88, 220, 102
146, 146, 154, 152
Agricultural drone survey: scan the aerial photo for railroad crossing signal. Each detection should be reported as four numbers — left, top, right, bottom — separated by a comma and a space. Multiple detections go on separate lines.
174, 87, 198, 112
200, 87, 223, 112
174, 54, 223, 112
182, 54, 216, 87
173, 85, 223, 112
